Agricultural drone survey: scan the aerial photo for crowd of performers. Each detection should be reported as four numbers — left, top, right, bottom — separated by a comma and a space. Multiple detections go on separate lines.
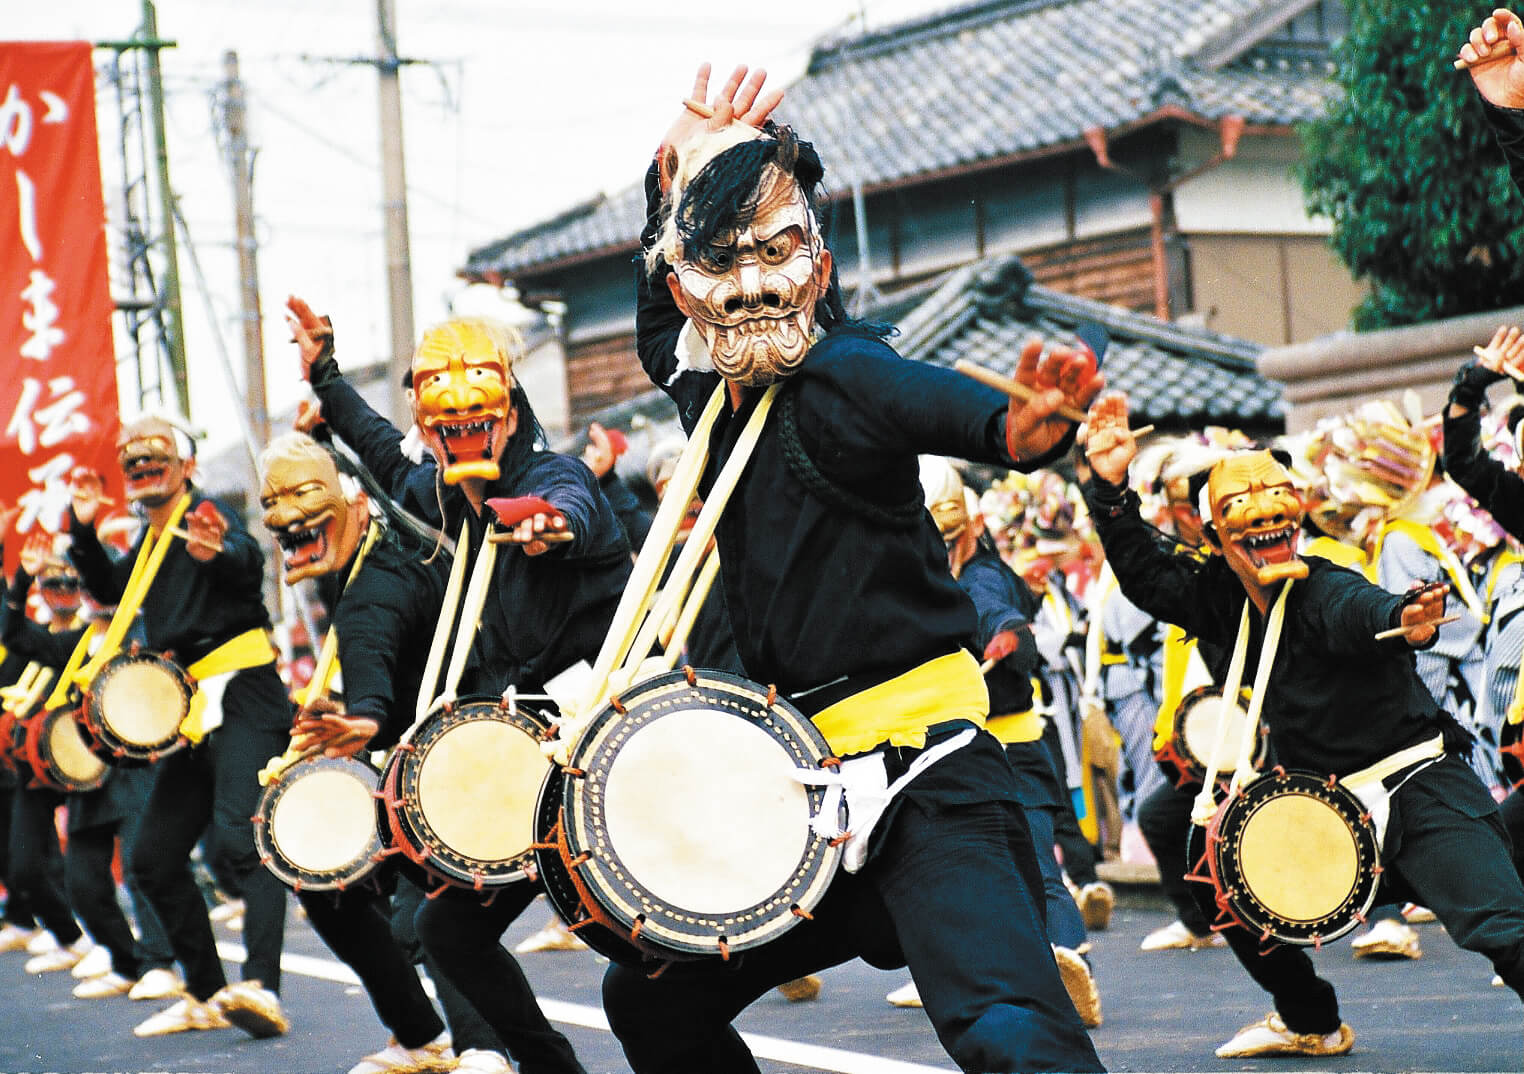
4, 13, 1524, 1073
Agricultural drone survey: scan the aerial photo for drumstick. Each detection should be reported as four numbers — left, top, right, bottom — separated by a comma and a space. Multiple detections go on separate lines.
485, 530, 575, 545
1454, 43, 1518, 71
167, 526, 223, 554
952, 359, 1153, 437
1472, 345, 1524, 381
979, 657, 996, 675
1373, 614, 1461, 641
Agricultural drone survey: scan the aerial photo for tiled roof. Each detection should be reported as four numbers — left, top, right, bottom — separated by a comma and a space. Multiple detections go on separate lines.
895, 255, 1284, 432
464, 0, 1335, 280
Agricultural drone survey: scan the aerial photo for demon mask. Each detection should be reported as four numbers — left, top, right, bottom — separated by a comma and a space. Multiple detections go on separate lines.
409, 319, 519, 485
1205, 451, 1308, 594
259, 433, 369, 583
117, 417, 192, 508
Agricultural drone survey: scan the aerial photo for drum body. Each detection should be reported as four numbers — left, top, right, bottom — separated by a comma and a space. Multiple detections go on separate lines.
1155, 685, 1265, 790
82, 650, 192, 765
1205, 769, 1380, 946
254, 755, 386, 892
535, 669, 844, 966
18, 706, 108, 793
380, 696, 552, 891
0, 706, 24, 776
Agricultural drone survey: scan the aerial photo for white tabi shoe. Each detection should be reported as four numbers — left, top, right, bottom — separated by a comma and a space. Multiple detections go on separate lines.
25, 930, 59, 956
25, 936, 91, 974
347, 1032, 456, 1074
1052, 945, 1102, 1028
0, 923, 40, 953
886, 980, 922, 1008
455, 1048, 513, 1073
133, 995, 232, 1037
1140, 920, 1225, 951
70, 943, 113, 979
128, 967, 183, 1000
73, 971, 133, 999
1215, 1012, 1354, 1058
210, 979, 289, 1038
1350, 918, 1421, 960
513, 920, 587, 954
1077, 881, 1114, 930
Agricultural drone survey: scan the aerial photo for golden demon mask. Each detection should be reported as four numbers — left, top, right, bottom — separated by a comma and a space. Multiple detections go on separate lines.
1206, 451, 1308, 589
117, 417, 190, 507
258, 433, 367, 584
410, 319, 518, 485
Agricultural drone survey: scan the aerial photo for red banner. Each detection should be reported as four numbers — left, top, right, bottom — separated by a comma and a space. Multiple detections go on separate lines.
0, 42, 123, 573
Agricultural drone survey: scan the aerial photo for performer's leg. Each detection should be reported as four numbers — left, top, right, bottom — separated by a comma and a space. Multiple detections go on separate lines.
1110, 691, 1166, 821
206, 669, 291, 993
1041, 723, 1098, 886
117, 769, 175, 973
301, 886, 444, 1048
9, 785, 81, 945
1005, 742, 1086, 949
869, 780, 1104, 1073
414, 883, 584, 1074
129, 746, 223, 999
391, 874, 503, 1056
64, 822, 143, 979
1186, 835, 1341, 1034
1137, 782, 1215, 937
1386, 757, 1524, 997
0, 778, 37, 931
602, 878, 863, 1074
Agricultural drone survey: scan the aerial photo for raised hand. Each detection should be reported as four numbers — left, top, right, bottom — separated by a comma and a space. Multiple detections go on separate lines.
1459, 9, 1524, 109
18, 530, 52, 578
183, 501, 227, 562
1004, 339, 1105, 464
1395, 581, 1452, 647
284, 295, 335, 382
68, 466, 107, 525
657, 63, 784, 188
1084, 391, 1138, 487
1475, 324, 1524, 378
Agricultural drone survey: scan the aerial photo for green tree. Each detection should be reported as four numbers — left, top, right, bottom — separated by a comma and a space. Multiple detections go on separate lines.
1300, 0, 1524, 329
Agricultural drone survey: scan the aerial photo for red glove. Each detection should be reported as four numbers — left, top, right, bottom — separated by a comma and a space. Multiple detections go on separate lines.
486, 496, 558, 527
983, 630, 1020, 664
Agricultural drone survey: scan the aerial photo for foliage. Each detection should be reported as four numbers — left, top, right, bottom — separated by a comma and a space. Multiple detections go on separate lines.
1300, 0, 1524, 329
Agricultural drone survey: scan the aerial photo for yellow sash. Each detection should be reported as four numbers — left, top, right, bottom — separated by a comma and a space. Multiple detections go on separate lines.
812, 650, 989, 757
1153, 625, 1196, 752
179, 627, 279, 744
986, 709, 1043, 745
1303, 534, 1368, 572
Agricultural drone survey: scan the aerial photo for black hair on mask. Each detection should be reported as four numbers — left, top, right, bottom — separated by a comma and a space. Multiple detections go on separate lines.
675, 125, 892, 340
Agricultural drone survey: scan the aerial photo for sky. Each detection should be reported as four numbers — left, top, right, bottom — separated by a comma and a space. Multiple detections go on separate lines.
11, 0, 953, 458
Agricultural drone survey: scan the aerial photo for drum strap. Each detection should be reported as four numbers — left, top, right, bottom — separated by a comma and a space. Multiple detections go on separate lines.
1340, 733, 1445, 849
1191, 580, 1293, 827
69, 493, 193, 697
42, 620, 107, 711
793, 727, 976, 873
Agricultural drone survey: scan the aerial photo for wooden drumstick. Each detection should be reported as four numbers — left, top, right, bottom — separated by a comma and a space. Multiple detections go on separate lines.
1472, 344, 1524, 381
979, 657, 996, 675
1373, 614, 1461, 641
168, 526, 224, 554
953, 359, 1153, 437
1454, 44, 1518, 71
486, 530, 575, 545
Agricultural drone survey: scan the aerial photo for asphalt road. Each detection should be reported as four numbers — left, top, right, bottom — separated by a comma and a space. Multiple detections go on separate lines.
1, 884, 1519, 1074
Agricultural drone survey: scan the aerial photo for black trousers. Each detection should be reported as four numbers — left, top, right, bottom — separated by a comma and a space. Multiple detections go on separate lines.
1040, 720, 1099, 886
1191, 755, 1524, 1034
1502, 790, 1524, 881
65, 822, 145, 978
602, 738, 1104, 1074
0, 779, 34, 927
1136, 780, 1214, 936
299, 882, 445, 1049
414, 882, 585, 1074
7, 785, 81, 945
390, 874, 504, 1056
128, 667, 291, 1001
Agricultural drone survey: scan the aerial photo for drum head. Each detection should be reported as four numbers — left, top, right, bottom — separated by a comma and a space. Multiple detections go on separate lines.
1209, 770, 1380, 945
91, 655, 190, 756
43, 709, 107, 790
563, 669, 843, 958
417, 717, 544, 862
257, 756, 383, 891
387, 698, 551, 888
1180, 690, 1250, 771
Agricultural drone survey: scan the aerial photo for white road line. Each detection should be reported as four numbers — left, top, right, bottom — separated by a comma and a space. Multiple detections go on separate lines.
217, 942, 952, 1074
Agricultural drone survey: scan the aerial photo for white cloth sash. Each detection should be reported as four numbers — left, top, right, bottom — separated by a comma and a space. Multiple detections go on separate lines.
1338, 733, 1445, 848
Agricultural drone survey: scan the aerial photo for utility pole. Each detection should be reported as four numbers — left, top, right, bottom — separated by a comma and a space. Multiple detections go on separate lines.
220, 50, 269, 449
377, 0, 416, 425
